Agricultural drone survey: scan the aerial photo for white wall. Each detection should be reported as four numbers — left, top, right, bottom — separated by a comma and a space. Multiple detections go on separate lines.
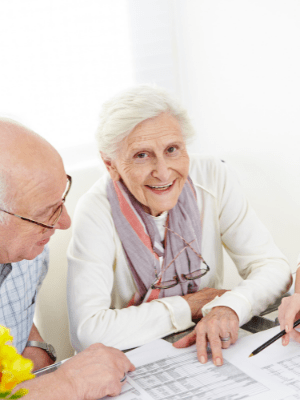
173, 0, 300, 268
175, 0, 300, 155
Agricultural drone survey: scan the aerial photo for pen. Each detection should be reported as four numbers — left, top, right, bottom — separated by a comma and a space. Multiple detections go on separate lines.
249, 318, 300, 357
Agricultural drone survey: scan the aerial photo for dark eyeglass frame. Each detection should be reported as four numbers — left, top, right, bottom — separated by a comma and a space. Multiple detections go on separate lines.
0, 175, 72, 230
151, 226, 210, 290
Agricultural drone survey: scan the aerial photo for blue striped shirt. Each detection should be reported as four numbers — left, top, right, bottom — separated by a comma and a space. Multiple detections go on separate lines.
0, 246, 49, 354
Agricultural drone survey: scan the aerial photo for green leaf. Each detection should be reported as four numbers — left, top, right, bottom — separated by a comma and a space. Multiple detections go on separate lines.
0, 391, 11, 398
8, 389, 28, 399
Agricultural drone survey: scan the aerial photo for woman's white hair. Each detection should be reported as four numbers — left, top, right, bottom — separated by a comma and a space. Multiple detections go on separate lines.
96, 84, 196, 159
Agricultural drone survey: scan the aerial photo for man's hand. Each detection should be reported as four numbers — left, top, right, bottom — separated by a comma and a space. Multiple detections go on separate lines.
56, 343, 136, 400
182, 288, 228, 320
278, 293, 300, 346
173, 306, 239, 366
22, 346, 54, 372
22, 323, 54, 371
15, 343, 135, 400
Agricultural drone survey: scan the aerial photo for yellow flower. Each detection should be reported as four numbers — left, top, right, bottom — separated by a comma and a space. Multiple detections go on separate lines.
0, 327, 13, 348
0, 326, 35, 398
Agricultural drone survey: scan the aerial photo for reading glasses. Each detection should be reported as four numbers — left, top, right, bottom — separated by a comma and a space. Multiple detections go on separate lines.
151, 226, 210, 290
0, 175, 72, 230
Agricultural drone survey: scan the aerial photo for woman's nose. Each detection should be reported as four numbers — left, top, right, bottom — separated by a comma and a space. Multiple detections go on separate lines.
151, 157, 171, 182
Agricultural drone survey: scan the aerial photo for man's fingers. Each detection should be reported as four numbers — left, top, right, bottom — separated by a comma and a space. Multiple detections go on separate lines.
173, 330, 197, 348
128, 361, 136, 372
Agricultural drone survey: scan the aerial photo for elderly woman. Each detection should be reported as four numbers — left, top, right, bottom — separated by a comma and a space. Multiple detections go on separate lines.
67, 85, 291, 366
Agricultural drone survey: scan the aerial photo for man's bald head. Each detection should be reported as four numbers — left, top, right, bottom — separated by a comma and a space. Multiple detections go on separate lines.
0, 118, 71, 262
0, 119, 63, 219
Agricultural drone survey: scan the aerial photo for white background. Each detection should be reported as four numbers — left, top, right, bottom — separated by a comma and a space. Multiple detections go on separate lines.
1, 1, 299, 159
3, 0, 296, 361
1, 0, 299, 265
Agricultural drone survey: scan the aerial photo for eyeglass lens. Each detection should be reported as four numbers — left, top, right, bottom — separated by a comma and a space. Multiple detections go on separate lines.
182, 268, 209, 280
152, 266, 210, 290
151, 276, 179, 290
47, 205, 63, 226
45, 175, 71, 227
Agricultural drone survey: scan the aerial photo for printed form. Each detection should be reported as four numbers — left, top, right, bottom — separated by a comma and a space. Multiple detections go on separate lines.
225, 326, 300, 400
102, 337, 296, 400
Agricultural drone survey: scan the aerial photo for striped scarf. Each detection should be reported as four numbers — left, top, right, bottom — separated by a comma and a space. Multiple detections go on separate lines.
107, 176, 203, 305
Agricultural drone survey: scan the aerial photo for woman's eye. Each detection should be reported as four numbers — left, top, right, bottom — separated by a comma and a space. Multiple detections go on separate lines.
136, 152, 148, 159
167, 146, 177, 154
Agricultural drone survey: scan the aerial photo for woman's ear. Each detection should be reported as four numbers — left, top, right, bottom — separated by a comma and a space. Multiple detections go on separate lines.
100, 152, 120, 181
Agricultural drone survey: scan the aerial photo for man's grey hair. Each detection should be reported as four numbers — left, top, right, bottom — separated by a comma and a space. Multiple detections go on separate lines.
96, 84, 196, 159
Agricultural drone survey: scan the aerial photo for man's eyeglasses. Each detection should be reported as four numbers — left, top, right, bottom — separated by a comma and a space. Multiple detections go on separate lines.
151, 226, 210, 290
0, 175, 72, 230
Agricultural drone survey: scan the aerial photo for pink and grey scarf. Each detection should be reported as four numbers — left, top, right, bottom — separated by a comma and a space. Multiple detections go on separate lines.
107, 176, 204, 305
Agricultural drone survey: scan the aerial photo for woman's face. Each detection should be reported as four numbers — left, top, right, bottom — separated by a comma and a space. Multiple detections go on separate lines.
105, 112, 190, 216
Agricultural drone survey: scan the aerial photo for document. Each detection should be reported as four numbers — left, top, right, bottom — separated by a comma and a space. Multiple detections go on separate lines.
225, 326, 300, 400
102, 336, 296, 400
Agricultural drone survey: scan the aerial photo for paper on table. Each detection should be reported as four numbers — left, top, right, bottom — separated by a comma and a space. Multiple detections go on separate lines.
225, 326, 300, 400
102, 337, 295, 400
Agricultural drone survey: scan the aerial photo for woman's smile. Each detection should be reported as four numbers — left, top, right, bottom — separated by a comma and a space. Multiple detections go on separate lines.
145, 179, 175, 193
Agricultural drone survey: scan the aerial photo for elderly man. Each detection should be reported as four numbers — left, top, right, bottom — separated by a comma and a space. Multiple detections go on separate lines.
0, 119, 135, 400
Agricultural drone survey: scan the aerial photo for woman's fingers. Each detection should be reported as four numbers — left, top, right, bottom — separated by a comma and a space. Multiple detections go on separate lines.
196, 306, 239, 366
220, 333, 231, 349
173, 330, 197, 349
279, 294, 300, 331
174, 306, 239, 366
278, 295, 300, 347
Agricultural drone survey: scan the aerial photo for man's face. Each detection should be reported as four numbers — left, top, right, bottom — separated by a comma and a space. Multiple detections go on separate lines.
0, 165, 71, 263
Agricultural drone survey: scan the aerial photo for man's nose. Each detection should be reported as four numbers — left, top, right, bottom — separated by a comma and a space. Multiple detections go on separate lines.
55, 205, 71, 230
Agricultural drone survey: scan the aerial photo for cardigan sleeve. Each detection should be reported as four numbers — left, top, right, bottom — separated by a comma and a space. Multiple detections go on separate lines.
67, 184, 194, 352
201, 160, 292, 325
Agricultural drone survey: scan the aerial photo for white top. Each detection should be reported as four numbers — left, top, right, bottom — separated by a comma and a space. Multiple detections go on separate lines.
67, 155, 291, 352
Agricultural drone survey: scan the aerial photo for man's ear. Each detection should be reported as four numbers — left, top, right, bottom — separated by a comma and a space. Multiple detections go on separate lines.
100, 152, 120, 181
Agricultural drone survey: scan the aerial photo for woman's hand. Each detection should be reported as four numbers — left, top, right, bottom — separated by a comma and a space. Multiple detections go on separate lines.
173, 306, 239, 366
278, 293, 300, 346
182, 287, 228, 320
